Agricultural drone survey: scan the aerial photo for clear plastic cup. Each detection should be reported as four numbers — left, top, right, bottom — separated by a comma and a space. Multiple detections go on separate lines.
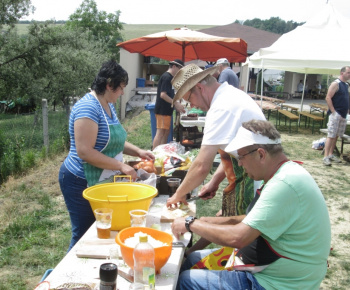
167, 178, 181, 197
129, 209, 148, 227
94, 208, 113, 239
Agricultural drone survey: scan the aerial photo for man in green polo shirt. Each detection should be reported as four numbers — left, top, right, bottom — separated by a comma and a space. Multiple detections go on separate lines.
172, 119, 331, 290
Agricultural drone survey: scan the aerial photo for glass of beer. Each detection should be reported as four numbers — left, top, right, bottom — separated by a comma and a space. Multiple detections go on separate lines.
94, 208, 113, 239
167, 178, 181, 197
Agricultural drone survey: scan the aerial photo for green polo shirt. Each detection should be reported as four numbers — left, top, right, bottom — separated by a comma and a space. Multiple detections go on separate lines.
243, 161, 331, 290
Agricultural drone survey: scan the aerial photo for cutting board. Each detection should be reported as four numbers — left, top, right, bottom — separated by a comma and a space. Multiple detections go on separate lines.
160, 203, 196, 222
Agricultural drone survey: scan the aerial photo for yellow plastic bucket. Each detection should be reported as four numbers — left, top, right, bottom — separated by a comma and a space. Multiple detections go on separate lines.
83, 180, 157, 230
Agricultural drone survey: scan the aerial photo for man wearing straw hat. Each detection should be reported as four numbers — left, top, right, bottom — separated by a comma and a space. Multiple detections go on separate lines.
171, 120, 331, 290
166, 64, 265, 225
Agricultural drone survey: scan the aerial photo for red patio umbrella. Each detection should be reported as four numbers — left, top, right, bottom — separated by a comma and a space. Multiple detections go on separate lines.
117, 27, 247, 63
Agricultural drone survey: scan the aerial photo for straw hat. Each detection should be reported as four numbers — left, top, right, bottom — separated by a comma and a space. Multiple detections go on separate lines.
171, 64, 218, 104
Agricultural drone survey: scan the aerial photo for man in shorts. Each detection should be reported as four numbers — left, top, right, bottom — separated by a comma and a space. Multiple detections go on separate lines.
323, 66, 350, 166
152, 59, 185, 150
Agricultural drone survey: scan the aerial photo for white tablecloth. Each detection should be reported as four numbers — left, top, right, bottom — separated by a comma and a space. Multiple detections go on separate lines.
43, 196, 192, 290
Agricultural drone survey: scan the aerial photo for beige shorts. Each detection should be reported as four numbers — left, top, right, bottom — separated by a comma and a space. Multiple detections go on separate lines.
327, 111, 347, 138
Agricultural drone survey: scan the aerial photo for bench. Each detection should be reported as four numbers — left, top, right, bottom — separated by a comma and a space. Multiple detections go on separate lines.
341, 134, 350, 154
277, 110, 299, 133
253, 100, 280, 121
280, 104, 298, 114
292, 91, 303, 98
299, 112, 324, 134
319, 129, 350, 155
310, 103, 328, 116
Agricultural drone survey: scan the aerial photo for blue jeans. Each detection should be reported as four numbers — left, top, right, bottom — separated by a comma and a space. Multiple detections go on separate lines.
177, 249, 265, 290
58, 163, 95, 251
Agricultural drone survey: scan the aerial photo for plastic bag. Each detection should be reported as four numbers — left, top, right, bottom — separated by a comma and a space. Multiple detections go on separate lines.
312, 137, 326, 150
135, 169, 157, 188
191, 247, 268, 274
153, 141, 185, 155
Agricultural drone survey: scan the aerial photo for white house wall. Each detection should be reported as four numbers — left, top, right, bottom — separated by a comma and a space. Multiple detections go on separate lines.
119, 48, 144, 120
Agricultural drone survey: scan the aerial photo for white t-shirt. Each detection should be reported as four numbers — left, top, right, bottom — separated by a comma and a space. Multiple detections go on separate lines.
202, 82, 265, 150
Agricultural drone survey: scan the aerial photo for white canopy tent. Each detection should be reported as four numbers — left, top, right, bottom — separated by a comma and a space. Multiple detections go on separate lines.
246, 3, 350, 112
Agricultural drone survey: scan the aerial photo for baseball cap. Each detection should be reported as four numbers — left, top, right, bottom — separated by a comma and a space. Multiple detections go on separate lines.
169, 59, 184, 67
225, 126, 281, 156
216, 58, 229, 66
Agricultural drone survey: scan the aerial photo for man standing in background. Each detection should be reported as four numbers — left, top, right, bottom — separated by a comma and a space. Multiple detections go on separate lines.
153, 59, 185, 150
323, 66, 350, 166
216, 58, 239, 88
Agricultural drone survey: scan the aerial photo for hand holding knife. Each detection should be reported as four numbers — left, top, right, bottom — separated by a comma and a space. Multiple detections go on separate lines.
186, 191, 211, 202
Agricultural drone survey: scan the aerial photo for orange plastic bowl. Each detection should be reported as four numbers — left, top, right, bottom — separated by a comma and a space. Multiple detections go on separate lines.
116, 227, 173, 273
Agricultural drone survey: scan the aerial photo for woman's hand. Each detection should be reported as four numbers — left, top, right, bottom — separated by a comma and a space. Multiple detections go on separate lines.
120, 163, 138, 180
138, 150, 155, 161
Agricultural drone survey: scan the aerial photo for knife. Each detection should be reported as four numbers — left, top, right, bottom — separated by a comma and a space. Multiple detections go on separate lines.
118, 268, 134, 283
186, 192, 211, 202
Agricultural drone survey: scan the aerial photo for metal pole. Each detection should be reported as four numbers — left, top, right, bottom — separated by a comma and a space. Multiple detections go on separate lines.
260, 60, 264, 107
42, 99, 49, 155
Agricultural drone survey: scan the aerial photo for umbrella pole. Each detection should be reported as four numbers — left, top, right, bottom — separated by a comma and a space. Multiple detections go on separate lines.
298, 74, 307, 125
260, 62, 264, 108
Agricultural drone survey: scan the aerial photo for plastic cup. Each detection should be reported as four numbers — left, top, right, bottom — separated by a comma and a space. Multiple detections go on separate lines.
129, 209, 148, 227
155, 166, 162, 175
94, 208, 113, 239
109, 246, 120, 265
167, 178, 181, 197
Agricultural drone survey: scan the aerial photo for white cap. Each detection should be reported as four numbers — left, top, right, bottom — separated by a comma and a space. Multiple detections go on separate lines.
225, 127, 281, 156
216, 58, 229, 65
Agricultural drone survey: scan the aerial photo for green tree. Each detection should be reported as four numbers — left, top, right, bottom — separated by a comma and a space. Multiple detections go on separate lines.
242, 17, 303, 34
0, 0, 34, 27
0, 22, 109, 108
65, 0, 124, 58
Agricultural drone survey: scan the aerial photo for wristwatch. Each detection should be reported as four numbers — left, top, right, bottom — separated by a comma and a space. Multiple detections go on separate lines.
185, 216, 197, 233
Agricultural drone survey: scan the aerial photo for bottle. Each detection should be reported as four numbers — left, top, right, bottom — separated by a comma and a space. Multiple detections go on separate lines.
133, 234, 155, 289
99, 262, 118, 290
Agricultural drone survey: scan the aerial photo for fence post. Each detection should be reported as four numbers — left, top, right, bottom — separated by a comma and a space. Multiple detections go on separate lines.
42, 99, 49, 154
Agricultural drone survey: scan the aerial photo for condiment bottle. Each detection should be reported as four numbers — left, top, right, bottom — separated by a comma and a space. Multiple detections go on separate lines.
100, 262, 118, 290
133, 234, 155, 289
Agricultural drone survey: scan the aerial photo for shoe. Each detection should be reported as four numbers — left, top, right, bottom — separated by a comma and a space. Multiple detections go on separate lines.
329, 154, 342, 163
323, 157, 331, 166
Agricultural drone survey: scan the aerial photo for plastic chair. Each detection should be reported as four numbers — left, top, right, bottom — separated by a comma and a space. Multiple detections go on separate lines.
39, 269, 53, 282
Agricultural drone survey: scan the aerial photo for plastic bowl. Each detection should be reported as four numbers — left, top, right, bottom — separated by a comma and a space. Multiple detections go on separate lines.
83, 182, 157, 230
115, 227, 173, 273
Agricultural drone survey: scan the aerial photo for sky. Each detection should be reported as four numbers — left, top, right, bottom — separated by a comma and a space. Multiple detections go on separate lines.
21, 0, 350, 25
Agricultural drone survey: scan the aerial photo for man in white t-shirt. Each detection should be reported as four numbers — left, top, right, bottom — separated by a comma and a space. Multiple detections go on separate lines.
166, 64, 265, 229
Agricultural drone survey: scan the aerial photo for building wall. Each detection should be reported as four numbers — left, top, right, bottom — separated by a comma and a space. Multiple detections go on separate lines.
118, 48, 144, 120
